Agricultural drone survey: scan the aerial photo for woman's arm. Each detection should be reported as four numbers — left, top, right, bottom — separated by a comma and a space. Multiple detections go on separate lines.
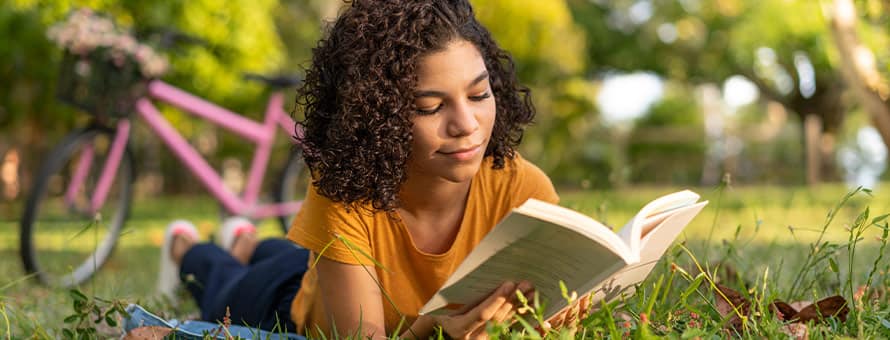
404, 282, 533, 340
315, 256, 388, 338
316, 255, 531, 339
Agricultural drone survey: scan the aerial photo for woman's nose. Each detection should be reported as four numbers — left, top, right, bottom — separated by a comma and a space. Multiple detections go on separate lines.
446, 100, 480, 137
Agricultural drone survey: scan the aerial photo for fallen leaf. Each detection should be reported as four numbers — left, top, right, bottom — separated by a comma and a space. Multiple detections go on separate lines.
712, 285, 848, 331
713, 284, 750, 330
779, 323, 808, 340
793, 296, 848, 323
770, 301, 798, 321
788, 301, 811, 311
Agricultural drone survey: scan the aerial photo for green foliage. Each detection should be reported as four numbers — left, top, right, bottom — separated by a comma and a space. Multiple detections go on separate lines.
1, 0, 284, 131
628, 91, 705, 184
472, 0, 608, 186
61, 288, 129, 339
0, 6, 75, 132
471, 0, 585, 80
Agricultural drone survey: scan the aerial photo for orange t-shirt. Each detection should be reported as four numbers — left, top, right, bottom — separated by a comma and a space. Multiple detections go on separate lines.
286, 154, 559, 335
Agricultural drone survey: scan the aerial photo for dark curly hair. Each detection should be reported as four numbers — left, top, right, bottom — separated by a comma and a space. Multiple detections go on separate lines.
295, 0, 535, 211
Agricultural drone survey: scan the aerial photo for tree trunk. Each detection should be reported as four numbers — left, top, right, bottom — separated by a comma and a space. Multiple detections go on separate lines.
699, 84, 724, 186
829, 0, 890, 149
804, 115, 822, 185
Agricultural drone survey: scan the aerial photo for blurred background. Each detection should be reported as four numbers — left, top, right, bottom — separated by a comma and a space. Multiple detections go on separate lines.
1, 0, 890, 205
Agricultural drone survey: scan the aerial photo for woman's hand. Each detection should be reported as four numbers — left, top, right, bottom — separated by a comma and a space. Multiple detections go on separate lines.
541, 292, 592, 331
431, 281, 533, 340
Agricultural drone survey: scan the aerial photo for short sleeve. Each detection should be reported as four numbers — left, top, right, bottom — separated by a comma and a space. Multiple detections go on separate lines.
287, 185, 375, 265
510, 154, 559, 207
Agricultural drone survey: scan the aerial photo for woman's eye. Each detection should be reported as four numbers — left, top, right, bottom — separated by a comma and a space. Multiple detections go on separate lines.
469, 92, 491, 101
416, 104, 443, 115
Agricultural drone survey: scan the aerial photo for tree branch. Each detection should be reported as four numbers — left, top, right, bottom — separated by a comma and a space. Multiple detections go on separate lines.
828, 0, 890, 148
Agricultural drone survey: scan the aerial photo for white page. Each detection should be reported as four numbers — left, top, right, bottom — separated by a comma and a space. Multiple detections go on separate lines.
421, 214, 628, 318
617, 190, 701, 254
515, 199, 633, 261
590, 202, 707, 304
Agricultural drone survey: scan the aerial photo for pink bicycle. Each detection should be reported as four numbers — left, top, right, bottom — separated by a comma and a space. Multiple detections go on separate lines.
20, 35, 307, 287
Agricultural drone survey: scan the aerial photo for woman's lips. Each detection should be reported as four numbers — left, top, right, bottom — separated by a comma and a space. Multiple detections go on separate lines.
439, 145, 481, 161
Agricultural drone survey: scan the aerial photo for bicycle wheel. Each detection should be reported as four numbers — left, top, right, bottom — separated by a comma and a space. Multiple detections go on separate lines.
20, 125, 134, 287
274, 148, 309, 233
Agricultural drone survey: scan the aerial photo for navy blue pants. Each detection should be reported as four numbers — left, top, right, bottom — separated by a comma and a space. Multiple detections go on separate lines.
180, 238, 309, 333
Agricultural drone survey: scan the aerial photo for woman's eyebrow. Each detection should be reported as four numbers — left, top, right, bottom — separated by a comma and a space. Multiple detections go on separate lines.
414, 70, 490, 98
467, 70, 489, 88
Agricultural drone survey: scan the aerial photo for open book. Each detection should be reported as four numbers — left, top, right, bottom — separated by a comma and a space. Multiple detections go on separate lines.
419, 190, 708, 320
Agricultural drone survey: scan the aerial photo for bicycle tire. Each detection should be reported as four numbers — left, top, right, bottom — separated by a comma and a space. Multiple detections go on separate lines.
20, 125, 134, 287
274, 147, 308, 233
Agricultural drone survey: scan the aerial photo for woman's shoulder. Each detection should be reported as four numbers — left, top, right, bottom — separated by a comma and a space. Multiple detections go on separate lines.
477, 153, 558, 204
288, 184, 381, 265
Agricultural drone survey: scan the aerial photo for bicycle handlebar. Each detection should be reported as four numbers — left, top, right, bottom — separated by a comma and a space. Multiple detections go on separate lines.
242, 73, 303, 89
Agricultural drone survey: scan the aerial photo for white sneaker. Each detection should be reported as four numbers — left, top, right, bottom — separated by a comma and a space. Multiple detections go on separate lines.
217, 217, 256, 251
157, 220, 199, 300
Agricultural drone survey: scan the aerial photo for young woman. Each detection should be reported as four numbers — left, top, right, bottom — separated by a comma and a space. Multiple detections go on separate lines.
160, 0, 569, 338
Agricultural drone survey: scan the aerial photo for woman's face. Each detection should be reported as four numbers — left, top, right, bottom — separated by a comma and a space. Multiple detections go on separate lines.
407, 39, 496, 184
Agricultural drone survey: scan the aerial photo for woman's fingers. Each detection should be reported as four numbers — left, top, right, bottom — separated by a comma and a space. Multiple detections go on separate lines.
492, 299, 514, 323
460, 281, 516, 333
567, 303, 580, 325
577, 293, 591, 321
440, 281, 539, 339
549, 308, 568, 328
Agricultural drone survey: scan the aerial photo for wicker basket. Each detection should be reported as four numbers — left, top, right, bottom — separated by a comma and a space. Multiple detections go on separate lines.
57, 51, 147, 118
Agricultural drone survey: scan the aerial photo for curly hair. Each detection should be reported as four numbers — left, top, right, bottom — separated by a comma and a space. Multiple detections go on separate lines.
295, 0, 535, 211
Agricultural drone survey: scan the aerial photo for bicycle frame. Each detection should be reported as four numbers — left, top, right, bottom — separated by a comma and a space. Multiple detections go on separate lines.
68, 79, 303, 220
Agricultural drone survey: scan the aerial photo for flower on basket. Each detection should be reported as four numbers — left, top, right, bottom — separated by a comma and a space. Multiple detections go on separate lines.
47, 8, 169, 78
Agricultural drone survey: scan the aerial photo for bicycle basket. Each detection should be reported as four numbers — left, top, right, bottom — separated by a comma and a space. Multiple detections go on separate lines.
57, 51, 147, 118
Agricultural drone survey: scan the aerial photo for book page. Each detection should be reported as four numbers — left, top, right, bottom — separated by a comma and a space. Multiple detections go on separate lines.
617, 190, 701, 253
514, 199, 632, 260
588, 202, 708, 305
638, 202, 707, 261
422, 214, 628, 319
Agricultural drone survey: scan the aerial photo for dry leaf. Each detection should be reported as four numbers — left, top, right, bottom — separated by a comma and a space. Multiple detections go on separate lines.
713, 284, 750, 330
789, 301, 812, 311
712, 285, 848, 332
793, 296, 848, 323
770, 301, 798, 321
780, 323, 809, 340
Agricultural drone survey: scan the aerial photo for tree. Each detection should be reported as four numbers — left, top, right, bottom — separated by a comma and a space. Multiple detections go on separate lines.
828, 0, 890, 151
471, 0, 606, 185
567, 0, 852, 183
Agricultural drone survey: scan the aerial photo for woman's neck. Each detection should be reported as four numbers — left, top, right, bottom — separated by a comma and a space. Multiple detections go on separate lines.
397, 176, 472, 254
398, 176, 471, 221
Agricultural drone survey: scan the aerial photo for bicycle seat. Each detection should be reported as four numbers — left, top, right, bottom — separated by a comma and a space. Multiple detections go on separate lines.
243, 73, 302, 89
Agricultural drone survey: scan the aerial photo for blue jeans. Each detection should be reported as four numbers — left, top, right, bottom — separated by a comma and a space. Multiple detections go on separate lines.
180, 238, 309, 333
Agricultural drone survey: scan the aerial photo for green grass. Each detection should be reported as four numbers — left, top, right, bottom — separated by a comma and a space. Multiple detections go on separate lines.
1, 183, 889, 338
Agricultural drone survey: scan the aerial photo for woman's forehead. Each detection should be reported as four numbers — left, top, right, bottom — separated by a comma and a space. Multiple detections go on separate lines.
415, 40, 487, 88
